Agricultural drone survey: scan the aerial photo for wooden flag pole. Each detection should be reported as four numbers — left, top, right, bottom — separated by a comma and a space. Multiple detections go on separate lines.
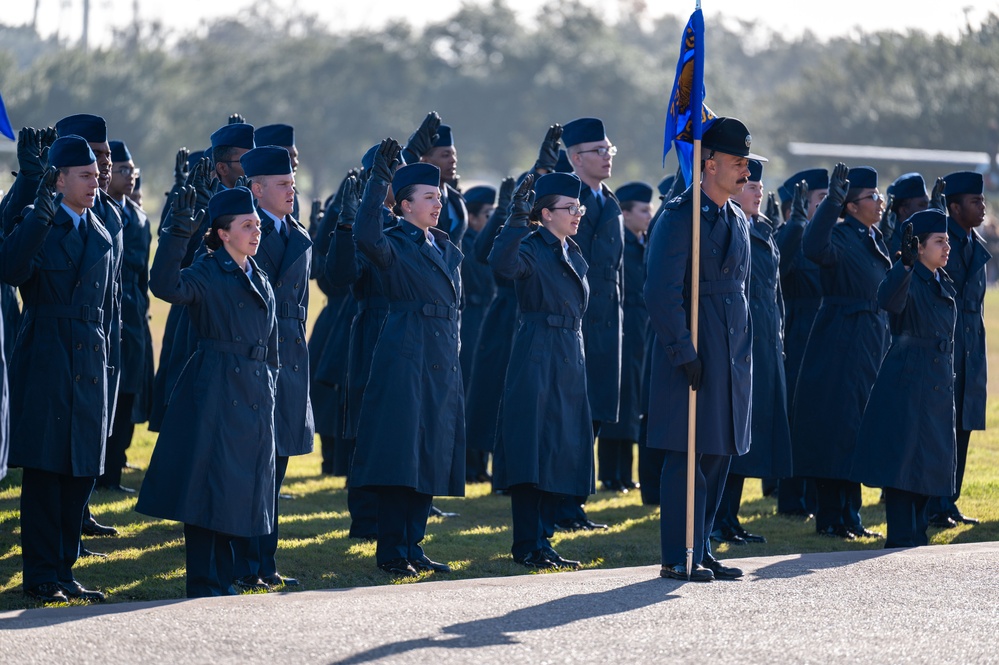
685, 138, 703, 580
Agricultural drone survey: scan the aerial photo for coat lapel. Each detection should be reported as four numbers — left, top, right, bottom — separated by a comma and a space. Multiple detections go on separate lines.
77, 210, 113, 280
277, 220, 312, 279
56, 210, 85, 269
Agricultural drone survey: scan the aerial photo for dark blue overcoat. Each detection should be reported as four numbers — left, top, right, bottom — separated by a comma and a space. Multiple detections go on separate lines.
348, 179, 465, 497
254, 210, 315, 457
1, 205, 115, 476
458, 226, 496, 386
946, 219, 990, 430
137, 235, 278, 537
488, 224, 594, 495
118, 198, 154, 417
852, 261, 957, 495
791, 203, 891, 480
464, 205, 519, 452
731, 217, 793, 478
576, 184, 624, 423
599, 228, 649, 442
644, 188, 753, 456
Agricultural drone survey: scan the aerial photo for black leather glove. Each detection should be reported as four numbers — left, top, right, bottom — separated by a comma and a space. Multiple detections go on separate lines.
339, 175, 363, 226
899, 222, 918, 268
33, 166, 61, 226
790, 181, 809, 223
929, 177, 946, 212
174, 148, 190, 188
228, 113, 245, 125
403, 111, 441, 161
764, 191, 782, 226
496, 176, 516, 214
234, 174, 250, 190
879, 193, 897, 243
507, 174, 534, 227
169, 185, 206, 238
372, 138, 402, 185
190, 156, 214, 211
17, 127, 44, 180
827, 162, 850, 207
533, 124, 563, 173
681, 356, 702, 391
309, 198, 324, 232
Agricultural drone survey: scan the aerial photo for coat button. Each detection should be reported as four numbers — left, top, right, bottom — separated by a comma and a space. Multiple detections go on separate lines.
296, 338, 302, 344
725, 298, 732, 305
258, 339, 263, 345
564, 357, 570, 363
75, 375, 81, 381
452, 366, 457, 372
235, 367, 241, 373
94, 344, 100, 351
92, 377, 99, 384
563, 272, 568, 277
276, 281, 282, 288
433, 364, 440, 369
294, 283, 300, 289
252, 404, 259, 410
729, 328, 734, 334
232, 400, 238, 406
435, 332, 440, 337
94, 281, 100, 288
76, 343, 83, 350
279, 336, 285, 343
235, 336, 242, 342
293, 365, 299, 371
723, 268, 729, 274
238, 302, 245, 308
255, 370, 261, 376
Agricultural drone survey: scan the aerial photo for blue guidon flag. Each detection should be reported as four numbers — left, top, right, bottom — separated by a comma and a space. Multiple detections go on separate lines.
0, 90, 14, 141
662, 7, 716, 183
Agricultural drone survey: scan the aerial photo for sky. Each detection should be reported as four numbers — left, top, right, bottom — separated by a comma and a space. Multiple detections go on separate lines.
4, 0, 999, 47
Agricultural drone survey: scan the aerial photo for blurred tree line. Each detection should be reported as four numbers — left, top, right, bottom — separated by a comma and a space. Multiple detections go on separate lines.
2, 0, 998, 218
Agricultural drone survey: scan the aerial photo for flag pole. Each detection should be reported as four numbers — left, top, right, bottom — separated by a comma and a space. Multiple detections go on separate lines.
685, 0, 704, 582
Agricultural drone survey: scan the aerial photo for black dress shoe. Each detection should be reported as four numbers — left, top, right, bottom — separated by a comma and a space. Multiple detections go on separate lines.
79, 547, 108, 558
410, 555, 451, 573
378, 558, 419, 576
261, 573, 299, 587
233, 575, 270, 592
927, 512, 958, 528
817, 525, 855, 540
542, 546, 581, 570
710, 526, 746, 545
514, 550, 558, 570
734, 526, 767, 544
82, 518, 118, 537
580, 518, 609, 530
949, 511, 980, 525
429, 505, 460, 519
24, 583, 69, 604
96, 483, 136, 494
57, 580, 106, 602
702, 554, 743, 579
660, 563, 713, 582
847, 526, 884, 539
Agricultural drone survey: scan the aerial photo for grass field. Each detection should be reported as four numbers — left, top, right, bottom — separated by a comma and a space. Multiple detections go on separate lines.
0, 287, 997, 610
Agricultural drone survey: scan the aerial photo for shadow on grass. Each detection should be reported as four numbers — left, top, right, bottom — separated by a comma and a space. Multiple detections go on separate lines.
328, 578, 675, 665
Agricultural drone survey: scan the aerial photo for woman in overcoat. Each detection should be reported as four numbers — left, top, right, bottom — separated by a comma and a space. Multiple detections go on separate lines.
488, 173, 593, 571
792, 164, 891, 540
136, 186, 278, 598
348, 141, 464, 577
852, 210, 957, 548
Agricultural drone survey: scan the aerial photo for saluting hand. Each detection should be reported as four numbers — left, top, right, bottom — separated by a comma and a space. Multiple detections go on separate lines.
899, 222, 918, 268
790, 181, 810, 223
765, 191, 782, 226
879, 193, 897, 242
496, 176, 516, 214
309, 198, 325, 232
234, 174, 251, 190
190, 156, 214, 210
682, 356, 703, 391
169, 185, 205, 238
17, 127, 44, 180
533, 124, 563, 173
338, 175, 363, 227
33, 166, 61, 226
827, 162, 850, 207
228, 113, 245, 125
929, 177, 946, 212
174, 148, 190, 187
507, 174, 534, 227
372, 138, 402, 185
404, 111, 441, 161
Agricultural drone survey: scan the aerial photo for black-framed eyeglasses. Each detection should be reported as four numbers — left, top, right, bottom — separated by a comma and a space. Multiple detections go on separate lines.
549, 204, 587, 216
115, 166, 140, 177
847, 192, 883, 204
577, 145, 617, 157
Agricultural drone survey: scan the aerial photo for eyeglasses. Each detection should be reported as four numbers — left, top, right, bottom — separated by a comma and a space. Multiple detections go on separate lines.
116, 166, 140, 177
577, 145, 617, 158
549, 204, 587, 216
847, 192, 883, 204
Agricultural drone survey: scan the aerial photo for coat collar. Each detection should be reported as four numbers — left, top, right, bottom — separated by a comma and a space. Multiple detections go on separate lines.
536, 225, 588, 281
213, 247, 270, 306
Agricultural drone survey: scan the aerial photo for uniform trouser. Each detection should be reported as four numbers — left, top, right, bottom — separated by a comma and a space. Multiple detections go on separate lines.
884, 488, 930, 548
20, 469, 95, 588
777, 476, 818, 515
184, 523, 237, 598
555, 422, 600, 522
638, 423, 666, 505
375, 487, 433, 565
716, 472, 746, 530
659, 451, 731, 565
322, 434, 351, 476
598, 438, 635, 485
348, 485, 379, 539
509, 484, 560, 560
465, 448, 489, 480
927, 428, 972, 517
814, 479, 864, 531
232, 455, 289, 579
99, 392, 136, 487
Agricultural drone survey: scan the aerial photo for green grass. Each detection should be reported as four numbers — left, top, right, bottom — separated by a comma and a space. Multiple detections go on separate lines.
1, 288, 997, 610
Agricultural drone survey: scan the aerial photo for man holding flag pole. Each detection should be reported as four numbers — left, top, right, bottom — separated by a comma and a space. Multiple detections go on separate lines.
645, 2, 762, 581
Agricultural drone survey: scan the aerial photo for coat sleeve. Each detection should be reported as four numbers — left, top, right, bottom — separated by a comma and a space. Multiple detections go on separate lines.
474, 202, 507, 265
487, 223, 535, 280
353, 179, 394, 269
775, 218, 805, 277
327, 226, 362, 288
877, 261, 914, 314
0, 207, 50, 286
802, 197, 844, 267
2, 172, 40, 238
149, 232, 210, 305
644, 207, 696, 367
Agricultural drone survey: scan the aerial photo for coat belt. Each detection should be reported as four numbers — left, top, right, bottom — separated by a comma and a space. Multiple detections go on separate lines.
278, 302, 307, 321
357, 297, 389, 312
685, 279, 745, 297
520, 311, 582, 332
821, 295, 880, 314
32, 304, 104, 323
389, 301, 458, 320
894, 335, 954, 354
198, 338, 268, 361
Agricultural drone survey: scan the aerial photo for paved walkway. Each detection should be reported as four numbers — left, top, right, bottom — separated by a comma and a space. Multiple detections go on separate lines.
1, 542, 996, 664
